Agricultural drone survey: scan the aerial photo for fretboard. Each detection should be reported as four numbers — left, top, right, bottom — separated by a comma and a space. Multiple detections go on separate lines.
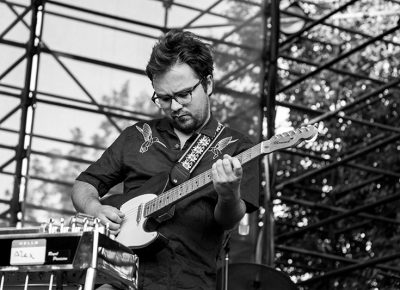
143, 142, 266, 217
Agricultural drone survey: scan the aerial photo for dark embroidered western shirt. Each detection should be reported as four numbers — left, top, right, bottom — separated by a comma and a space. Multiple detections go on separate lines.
77, 116, 259, 290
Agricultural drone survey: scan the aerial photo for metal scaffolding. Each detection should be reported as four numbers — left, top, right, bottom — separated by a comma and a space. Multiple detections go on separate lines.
0, 0, 399, 288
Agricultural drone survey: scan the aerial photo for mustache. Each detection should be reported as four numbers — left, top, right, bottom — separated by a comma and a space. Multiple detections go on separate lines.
171, 111, 190, 118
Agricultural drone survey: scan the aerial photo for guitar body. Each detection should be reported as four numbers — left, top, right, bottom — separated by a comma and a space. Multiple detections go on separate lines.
116, 194, 168, 254
101, 173, 171, 254
102, 172, 170, 209
99, 125, 318, 254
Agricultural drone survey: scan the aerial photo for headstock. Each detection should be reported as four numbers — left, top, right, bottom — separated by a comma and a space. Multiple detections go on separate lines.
261, 125, 318, 154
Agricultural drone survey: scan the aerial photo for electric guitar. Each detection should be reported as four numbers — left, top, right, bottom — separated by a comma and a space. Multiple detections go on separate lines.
101, 125, 318, 253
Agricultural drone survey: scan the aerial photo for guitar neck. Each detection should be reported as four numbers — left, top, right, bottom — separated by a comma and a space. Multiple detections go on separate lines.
144, 142, 266, 217
141, 125, 317, 218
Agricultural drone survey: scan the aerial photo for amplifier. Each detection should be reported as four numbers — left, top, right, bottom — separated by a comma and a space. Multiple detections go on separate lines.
0, 214, 137, 290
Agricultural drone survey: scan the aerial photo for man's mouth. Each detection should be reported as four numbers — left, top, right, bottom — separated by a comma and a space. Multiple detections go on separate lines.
173, 114, 189, 120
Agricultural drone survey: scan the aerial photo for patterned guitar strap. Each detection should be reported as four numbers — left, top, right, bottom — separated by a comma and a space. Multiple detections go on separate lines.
169, 122, 225, 186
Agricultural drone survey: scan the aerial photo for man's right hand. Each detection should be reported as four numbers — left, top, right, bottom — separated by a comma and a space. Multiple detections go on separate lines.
93, 204, 125, 235
71, 180, 125, 235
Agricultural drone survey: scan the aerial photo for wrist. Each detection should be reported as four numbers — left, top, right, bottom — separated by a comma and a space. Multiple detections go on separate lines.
217, 187, 241, 203
85, 198, 102, 216
218, 194, 241, 204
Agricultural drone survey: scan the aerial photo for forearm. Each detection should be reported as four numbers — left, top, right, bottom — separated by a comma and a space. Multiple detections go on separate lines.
214, 195, 246, 230
71, 180, 102, 216
72, 180, 124, 232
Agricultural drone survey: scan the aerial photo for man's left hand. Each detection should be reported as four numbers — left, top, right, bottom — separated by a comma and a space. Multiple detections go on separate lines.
211, 154, 243, 200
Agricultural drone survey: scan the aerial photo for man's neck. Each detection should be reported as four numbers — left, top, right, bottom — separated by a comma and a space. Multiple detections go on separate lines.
174, 114, 211, 149
174, 128, 192, 149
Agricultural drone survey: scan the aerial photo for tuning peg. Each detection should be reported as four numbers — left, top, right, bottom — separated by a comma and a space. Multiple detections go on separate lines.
40, 222, 47, 233
105, 222, 111, 237
59, 218, 65, 232
70, 217, 78, 232
307, 133, 318, 143
94, 218, 106, 234
48, 218, 55, 233
83, 218, 89, 231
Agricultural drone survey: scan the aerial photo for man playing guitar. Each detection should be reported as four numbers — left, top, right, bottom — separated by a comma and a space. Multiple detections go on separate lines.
71, 30, 259, 290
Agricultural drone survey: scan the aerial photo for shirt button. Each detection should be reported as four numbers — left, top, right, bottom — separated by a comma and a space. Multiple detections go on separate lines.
174, 144, 180, 149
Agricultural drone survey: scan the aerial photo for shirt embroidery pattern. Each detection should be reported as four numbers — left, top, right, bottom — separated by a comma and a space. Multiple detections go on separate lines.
136, 123, 167, 153
209, 136, 238, 159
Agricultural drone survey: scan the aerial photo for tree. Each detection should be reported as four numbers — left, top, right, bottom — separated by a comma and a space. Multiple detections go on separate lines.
214, 0, 400, 288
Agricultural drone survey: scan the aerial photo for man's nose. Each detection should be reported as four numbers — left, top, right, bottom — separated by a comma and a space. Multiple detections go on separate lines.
170, 98, 183, 111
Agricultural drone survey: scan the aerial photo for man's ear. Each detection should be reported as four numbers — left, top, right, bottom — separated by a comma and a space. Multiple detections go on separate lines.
206, 75, 214, 97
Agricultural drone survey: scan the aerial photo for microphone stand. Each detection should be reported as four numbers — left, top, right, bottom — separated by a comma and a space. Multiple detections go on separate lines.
221, 236, 230, 290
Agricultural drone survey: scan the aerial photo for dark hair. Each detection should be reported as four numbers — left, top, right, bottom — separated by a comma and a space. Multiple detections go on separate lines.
145, 30, 214, 83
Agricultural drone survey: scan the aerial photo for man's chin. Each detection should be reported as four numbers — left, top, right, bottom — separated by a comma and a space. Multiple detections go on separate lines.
172, 118, 197, 134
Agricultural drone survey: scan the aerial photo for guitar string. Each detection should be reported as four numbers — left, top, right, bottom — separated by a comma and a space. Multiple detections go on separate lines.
109, 130, 315, 221
109, 131, 315, 223
118, 143, 263, 220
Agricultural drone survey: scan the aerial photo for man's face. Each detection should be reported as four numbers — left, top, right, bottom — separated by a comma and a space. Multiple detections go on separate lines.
152, 63, 213, 134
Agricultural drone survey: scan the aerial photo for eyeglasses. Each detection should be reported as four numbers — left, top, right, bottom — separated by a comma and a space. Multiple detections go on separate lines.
151, 78, 203, 109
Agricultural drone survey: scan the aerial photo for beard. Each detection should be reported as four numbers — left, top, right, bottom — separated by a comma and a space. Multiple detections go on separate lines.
171, 114, 201, 134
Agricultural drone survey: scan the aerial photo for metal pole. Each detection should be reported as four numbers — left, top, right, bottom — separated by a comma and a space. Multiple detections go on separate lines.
10, 0, 42, 226
258, 0, 279, 267
84, 230, 100, 290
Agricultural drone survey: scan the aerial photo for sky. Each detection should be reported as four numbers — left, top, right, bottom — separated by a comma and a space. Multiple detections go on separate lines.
0, 0, 239, 207
0, 0, 290, 216
0, 0, 237, 144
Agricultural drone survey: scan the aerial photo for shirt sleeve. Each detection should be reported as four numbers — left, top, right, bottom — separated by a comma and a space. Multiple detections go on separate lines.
76, 129, 128, 197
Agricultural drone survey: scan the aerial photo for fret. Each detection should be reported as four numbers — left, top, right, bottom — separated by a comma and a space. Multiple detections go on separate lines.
171, 190, 176, 202
206, 171, 212, 183
157, 197, 162, 210
198, 174, 204, 187
174, 187, 180, 199
165, 192, 171, 204
154, 198, 159, 212
152, 199, 157, 211
202, 172, 208, 185
146, 144, 263, 217
167, 192, 174, 204
139, 126, 317, 219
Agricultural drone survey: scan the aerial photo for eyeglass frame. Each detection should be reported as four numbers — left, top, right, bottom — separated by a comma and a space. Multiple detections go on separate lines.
151, 77, 204, 108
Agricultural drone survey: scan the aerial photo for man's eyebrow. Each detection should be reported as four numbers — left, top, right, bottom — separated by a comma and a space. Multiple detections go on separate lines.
155, 86, 193, 97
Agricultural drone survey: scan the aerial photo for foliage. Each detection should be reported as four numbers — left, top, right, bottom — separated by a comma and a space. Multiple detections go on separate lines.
19, 1, 400, 288
216, 0, 400, 288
